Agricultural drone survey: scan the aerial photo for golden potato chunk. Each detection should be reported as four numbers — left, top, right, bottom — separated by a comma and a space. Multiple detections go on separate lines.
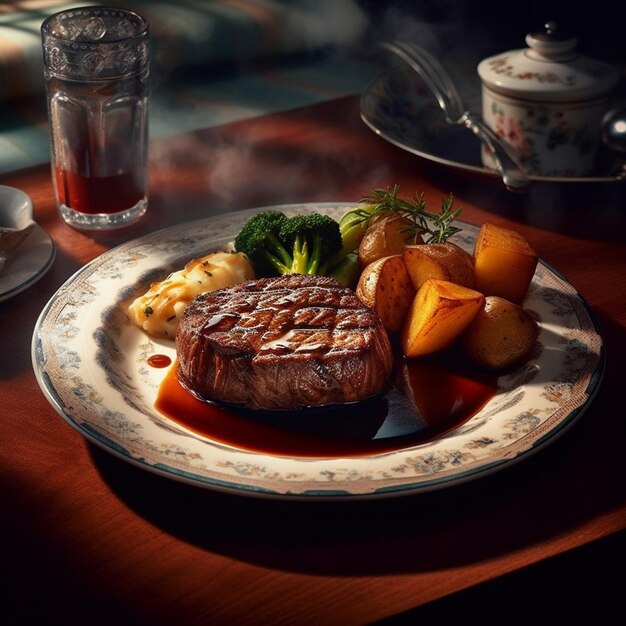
462, 296, 540, 371
473, 223, 538, 304
356, 254, 415, 333
358, 214, 423, 268
402, 242, 475, 290
401, 279, 485, 358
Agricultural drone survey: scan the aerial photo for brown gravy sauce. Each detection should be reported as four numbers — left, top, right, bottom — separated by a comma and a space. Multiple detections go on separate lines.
147, 354, 172, 368
152, 348, 498, 458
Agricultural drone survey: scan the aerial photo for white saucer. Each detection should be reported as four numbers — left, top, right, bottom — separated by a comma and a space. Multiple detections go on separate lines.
0, 224, 56, 302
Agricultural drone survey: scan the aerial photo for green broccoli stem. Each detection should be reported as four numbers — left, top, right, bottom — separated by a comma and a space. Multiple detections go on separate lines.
263, 232, 294, 274
289, 233, 326, 275
291, 234, 309, 274
262, 250, 292, 275
249, 232, 290, 274
306, 233, 325, 274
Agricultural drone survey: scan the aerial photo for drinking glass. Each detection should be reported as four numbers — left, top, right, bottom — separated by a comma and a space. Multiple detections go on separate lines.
41, 6, 149, 230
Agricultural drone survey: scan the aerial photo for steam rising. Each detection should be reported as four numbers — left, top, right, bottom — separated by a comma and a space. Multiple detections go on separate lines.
148, 1, 490, 208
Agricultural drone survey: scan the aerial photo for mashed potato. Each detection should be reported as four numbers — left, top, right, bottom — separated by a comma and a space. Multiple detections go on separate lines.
128, 250, 254, 339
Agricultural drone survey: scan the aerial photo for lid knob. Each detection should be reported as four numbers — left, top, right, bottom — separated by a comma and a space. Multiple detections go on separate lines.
525, 21, 577, 61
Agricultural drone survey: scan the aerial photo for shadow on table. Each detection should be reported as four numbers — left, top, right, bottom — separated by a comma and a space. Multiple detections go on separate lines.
372, 529, 625, 622
89, 306, 625, 577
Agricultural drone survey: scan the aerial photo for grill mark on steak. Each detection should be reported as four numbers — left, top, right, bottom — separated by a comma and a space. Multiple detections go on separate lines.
176, 274, 394, 411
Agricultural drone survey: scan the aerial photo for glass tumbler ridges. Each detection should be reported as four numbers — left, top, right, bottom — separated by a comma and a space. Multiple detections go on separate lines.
41, 6, 150, 231
42, 7, 149, 81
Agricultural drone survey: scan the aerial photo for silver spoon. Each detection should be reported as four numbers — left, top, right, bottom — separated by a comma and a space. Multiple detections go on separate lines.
379, 40, 530, 192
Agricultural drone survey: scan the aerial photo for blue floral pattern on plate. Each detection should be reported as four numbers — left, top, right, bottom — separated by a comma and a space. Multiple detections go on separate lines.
31, 203, 604, 500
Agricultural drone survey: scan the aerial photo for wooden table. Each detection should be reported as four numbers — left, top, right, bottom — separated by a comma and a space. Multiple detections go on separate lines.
1, 96, 625, 625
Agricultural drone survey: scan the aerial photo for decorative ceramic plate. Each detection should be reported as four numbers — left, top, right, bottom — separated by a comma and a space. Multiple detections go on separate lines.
360, 67, 624, 184
0, 224, 56, 302
31, 203, 604, 500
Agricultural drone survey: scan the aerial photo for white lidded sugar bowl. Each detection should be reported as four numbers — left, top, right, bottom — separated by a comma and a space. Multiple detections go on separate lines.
477, 21, 621, 177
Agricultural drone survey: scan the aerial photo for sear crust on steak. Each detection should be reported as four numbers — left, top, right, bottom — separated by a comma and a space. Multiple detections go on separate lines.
176, 274, 394, 411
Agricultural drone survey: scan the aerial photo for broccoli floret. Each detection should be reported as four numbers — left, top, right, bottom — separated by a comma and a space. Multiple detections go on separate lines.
279, 213, 343, 275
233, 210, 293, 275
234, 210, 342, 277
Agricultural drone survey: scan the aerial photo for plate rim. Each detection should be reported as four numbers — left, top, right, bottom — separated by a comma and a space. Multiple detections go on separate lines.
30, 203, 606, 501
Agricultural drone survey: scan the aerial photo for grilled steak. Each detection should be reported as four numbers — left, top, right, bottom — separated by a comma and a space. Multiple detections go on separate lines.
176, 274, 394, 411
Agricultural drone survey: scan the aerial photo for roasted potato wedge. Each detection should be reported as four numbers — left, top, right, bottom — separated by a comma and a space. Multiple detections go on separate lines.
402, 242, 474, 290
462, 296, 539, 371
358, 214, 423, 268
401, 279, 485, 358
356, 254, 415, 333
473, 223, 538, 304
401, 244, 449, 288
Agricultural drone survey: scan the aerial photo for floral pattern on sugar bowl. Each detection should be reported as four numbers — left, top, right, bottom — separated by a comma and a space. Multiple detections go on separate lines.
477, 21, 619, 177
484, 56, 577, 87
482, 96, 607, 176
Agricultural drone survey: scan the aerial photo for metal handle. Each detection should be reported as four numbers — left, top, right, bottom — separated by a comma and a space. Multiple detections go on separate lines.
461, 112, 529, 191
379, 40, 530, 191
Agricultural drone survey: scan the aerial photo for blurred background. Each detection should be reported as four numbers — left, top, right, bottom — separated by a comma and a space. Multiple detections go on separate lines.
1, 0, 624, 174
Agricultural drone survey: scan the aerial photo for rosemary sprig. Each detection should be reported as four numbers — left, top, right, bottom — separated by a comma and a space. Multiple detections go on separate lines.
359, 185, 463, 243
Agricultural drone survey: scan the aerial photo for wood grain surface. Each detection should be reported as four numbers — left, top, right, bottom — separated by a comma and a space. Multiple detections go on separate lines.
1, 96, 624, 625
